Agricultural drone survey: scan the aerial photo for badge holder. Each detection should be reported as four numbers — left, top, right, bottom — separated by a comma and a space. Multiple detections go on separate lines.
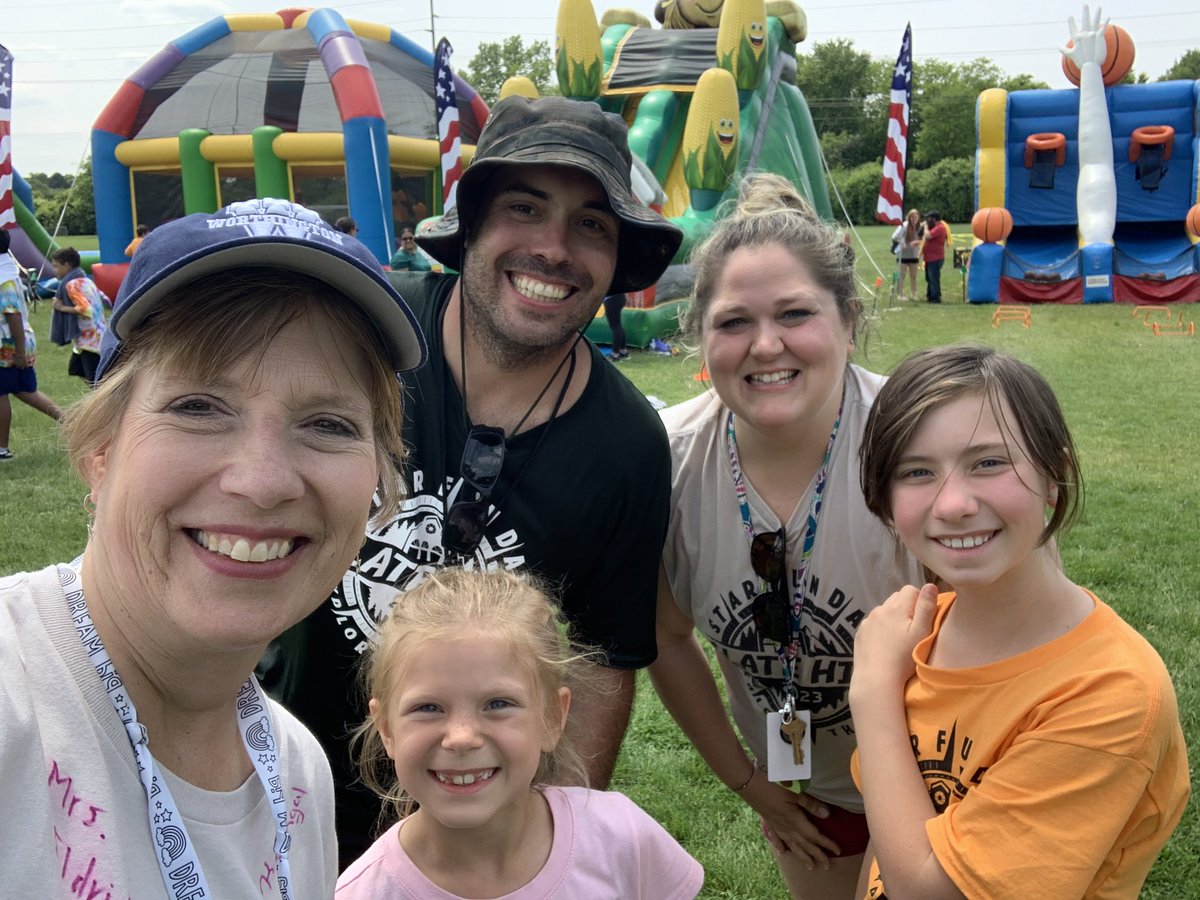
765, 696, 811, 782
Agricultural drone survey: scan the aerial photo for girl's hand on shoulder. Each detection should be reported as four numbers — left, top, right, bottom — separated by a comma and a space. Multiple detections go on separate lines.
743, 772, 841, 870
851, 583, 938, 698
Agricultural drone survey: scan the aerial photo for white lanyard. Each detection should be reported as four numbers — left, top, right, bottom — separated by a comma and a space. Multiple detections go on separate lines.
59, 565, 293, 899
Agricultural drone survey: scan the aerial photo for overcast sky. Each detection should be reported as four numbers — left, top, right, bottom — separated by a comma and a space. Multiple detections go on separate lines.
6, 0, 1198, 176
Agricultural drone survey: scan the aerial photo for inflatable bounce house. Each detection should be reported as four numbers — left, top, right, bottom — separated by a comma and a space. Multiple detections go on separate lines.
17, 0, 831, 339
967, 16, 1200, 304
5, 168, 61, 276
545, 0, 830, 344
85, 7, 489, 300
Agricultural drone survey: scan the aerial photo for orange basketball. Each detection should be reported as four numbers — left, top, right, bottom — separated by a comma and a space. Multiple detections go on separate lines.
972, 207, 1014, 244
1187, 204, 1200, 240
1062, 24, 1135, 87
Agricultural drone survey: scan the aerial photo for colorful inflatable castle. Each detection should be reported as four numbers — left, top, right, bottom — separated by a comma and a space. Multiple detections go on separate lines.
967, 20, 1200, 304
87, 7, 489, 300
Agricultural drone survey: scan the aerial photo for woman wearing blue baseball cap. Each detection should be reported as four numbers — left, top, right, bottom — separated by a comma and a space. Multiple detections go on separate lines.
0, 199, 424, 898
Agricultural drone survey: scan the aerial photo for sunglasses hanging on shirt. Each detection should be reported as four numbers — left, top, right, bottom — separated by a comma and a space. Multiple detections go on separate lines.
443, 425, 505, 556
749, 527, 789, 646
444, 295, 583, 560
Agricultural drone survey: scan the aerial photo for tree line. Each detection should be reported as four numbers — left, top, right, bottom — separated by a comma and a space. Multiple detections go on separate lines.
23, 43, 1200, 234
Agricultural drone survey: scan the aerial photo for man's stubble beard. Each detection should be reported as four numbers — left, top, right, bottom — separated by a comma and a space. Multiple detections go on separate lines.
460, 250, 604, 371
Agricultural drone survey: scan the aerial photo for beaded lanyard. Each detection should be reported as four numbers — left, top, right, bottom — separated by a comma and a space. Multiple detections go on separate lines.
725, 400, 843, 713
59, 565, 293, 899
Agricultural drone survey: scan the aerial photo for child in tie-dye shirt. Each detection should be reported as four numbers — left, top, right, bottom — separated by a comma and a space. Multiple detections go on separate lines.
51, 247, 107, 386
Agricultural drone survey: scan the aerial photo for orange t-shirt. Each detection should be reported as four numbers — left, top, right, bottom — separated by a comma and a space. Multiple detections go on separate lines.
853, 590, 1189, 899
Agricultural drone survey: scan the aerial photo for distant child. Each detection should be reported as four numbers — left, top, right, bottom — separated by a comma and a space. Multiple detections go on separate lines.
850, 345, 1189, 899
50, 247, 107, 386
337, 568, 703, 899
124, 223, 150, 257
335, 216, 358, 237
891, 209, 923, 301
0, 230, 62, 460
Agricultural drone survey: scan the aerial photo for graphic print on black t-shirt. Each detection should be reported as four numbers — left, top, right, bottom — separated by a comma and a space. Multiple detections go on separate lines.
708, 567, 866, 736
329, 467, 528, 655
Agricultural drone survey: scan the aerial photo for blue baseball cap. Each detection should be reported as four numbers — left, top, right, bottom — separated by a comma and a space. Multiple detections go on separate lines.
97, 198, 426, 381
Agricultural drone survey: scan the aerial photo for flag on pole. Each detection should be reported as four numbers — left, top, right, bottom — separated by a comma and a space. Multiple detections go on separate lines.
0, 44, 15, 229
875, 24, 912, 225
434, 38, 462, 212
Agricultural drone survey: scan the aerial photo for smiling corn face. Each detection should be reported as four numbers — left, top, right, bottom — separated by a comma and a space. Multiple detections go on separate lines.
716, 0, 767, 91
682, 67, 739, 202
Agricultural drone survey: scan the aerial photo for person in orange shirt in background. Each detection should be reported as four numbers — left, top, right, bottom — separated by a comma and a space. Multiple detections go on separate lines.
124, 224, 149, 258
851, 345, 1189, 899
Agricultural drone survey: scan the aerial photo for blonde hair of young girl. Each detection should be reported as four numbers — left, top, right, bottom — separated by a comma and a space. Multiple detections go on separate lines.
351, 567, 593, 822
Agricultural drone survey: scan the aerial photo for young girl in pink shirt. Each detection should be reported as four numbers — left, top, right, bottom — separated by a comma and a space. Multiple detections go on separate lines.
337, 567, 703, 899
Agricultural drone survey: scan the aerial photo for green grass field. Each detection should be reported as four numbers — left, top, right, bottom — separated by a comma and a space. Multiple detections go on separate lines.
2, 227, 1195, 897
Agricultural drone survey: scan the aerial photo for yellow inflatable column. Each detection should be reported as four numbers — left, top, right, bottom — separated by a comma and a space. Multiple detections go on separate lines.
555, 0, 603, 99
977, 88, 1008, 212
681, 68, 739, 211
716, 0, 768, 96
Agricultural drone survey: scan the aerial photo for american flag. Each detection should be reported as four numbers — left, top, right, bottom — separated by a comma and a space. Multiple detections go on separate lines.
434, 38, 462, 212
875, 24, 912, 225
0, 45, 14, 229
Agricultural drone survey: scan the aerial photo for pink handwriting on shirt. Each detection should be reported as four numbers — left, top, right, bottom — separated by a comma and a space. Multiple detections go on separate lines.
259, 787, 310, 894
287, 786, 309, 827
49, 760, 130, 900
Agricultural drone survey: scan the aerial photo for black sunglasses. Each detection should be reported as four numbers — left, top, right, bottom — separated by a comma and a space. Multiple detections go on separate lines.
443, 426, 506, 557
749, 528, 790, 645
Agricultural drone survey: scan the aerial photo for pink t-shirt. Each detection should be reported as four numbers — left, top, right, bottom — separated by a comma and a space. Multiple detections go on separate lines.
336, 786, 703, 899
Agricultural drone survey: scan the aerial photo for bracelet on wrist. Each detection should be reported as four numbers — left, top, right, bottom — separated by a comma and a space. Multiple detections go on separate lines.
730, 759, 758, 793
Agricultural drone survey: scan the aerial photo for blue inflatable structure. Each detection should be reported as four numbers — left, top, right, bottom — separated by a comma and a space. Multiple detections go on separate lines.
968, 79, 1200, 304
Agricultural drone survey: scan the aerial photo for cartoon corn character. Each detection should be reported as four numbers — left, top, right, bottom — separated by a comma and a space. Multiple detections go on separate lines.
681, 67, 739, 210
716, 0, 767, 93
555, 0, 603, 99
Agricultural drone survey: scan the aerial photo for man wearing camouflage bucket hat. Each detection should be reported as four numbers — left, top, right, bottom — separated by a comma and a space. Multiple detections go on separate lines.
264, 95, 683, 866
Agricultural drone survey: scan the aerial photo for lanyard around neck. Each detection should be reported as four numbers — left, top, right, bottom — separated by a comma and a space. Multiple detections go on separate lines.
456, 290, 582, 437
59, 565, 293, 899
725, 398, 844, 704
450, 292, 582, 512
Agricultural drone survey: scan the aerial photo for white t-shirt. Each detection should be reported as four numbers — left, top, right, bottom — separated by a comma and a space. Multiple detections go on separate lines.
661, 365, 923, 810
336, 786, 703, 899
0, 250, 23, 284
0, 566, 338, 898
